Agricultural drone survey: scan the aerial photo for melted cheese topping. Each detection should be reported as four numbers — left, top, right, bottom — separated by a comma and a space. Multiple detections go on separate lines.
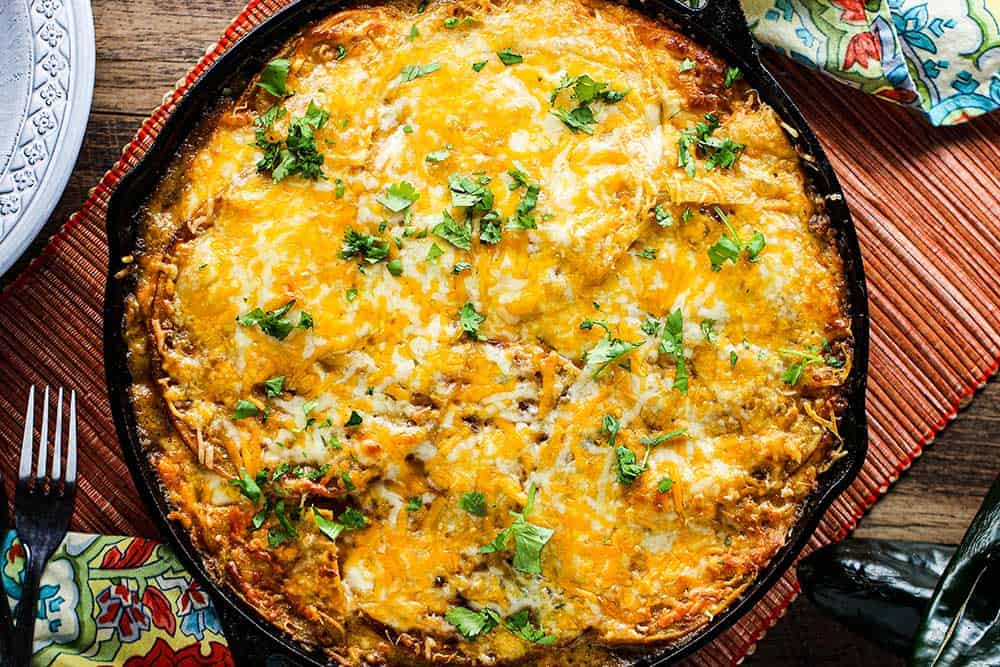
128, 0, 851, 663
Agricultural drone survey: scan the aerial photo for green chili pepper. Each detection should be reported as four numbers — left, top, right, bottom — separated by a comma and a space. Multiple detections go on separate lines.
798, 538, 955, 658
912, 473, 1000, 666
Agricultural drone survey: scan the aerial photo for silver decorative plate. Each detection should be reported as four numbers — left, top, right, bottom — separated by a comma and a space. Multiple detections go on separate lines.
0, 0, 94, 277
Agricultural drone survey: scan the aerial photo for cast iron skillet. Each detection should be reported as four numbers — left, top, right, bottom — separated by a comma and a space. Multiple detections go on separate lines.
103, 0, 870, 664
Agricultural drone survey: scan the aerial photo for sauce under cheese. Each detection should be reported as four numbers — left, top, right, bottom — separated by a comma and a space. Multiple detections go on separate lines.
125, 0, 852, 663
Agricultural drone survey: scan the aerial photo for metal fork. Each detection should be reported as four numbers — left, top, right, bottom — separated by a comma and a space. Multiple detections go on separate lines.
12, 386, 77, 666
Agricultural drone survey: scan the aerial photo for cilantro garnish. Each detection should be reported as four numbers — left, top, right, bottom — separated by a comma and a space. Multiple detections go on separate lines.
376, 181, 420, 213
406, 496, 423, 512
550, 105, 596, 135
425, 146, 451, 163
334, 45, 347, 61
617, 429, 686, 486
237, 300, 300, 340
233, 399, 259, 420
701, 319, 718, 344
312, 506, 366, 542
724, 66, 743, 88
505, 610, 557, 645
679, 58, 696, 72
472, 60, 487, 72
707, 207, 765, 271
255, 100, 329, 182
459, 491, 487, 516
657, 477, 674, 493
400, 62, 441, 82
730, 350, 738, 368
446, 606, 501, 640
480, 211, 503, 244
453, 261, 472, 274
602, 414, 621, 446
230, 467, 261, 502
344, 410, 363, 427
459, 302, 486, 340
654, 205, 673, 227
334, 178, 345, 198
635, 247, 658, 260
449, 174, 494, 212
298, 311, 313, 330
339, 228, 390, 264
387, 258, 404, 276
580, 319, 642, 379
479, 484, 553, 575
263, 376, 285, 398
426, 243, 444, 262
256, 59, 290, 97
407, 24, 419, 41
677, 113, 745, 177
508, 183, 540, 230
496, 48, 523, 65
434, 210, 472, 250
779, 345, 842, 385
550, 74, 628, 134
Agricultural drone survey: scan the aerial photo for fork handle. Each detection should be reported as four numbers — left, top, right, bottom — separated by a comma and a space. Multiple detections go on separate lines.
12, 545, 53, 667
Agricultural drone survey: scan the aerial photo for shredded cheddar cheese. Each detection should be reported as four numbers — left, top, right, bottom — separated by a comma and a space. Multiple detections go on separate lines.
125, 0, 852, 663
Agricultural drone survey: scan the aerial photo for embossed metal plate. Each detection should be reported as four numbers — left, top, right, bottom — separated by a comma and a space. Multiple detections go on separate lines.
0, 0, 94, 277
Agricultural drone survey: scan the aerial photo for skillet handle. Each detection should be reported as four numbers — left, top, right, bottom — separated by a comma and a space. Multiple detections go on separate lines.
664, 0, 760, 64
698, 0, 759, 63
213, 593, 309, 667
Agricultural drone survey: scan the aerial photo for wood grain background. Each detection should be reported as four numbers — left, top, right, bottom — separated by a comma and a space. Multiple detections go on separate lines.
3, 0, 998, 664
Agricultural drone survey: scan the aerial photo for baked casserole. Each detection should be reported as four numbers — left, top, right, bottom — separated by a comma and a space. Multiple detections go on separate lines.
123, 0, 853, 663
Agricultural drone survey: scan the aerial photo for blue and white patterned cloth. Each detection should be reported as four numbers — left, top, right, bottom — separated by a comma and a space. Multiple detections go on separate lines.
744, 0, 1000, 124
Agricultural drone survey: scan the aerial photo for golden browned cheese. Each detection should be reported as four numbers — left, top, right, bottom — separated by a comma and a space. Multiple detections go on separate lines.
125, 0, 852, 663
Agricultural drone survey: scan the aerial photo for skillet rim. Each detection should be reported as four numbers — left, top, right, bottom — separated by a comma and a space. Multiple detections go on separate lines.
102, 0, 870, 664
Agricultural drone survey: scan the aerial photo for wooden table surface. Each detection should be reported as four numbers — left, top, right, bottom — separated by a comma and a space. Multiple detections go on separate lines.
6, 0, 998, 664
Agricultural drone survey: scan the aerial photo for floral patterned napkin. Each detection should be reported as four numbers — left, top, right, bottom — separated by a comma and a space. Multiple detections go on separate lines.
743, 0, 1000, 124
2, 532, 231, 666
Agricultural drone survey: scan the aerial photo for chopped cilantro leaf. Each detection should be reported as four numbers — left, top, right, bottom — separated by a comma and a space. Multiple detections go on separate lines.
505, 610, 557, 645
444, 16, 458, 28
551, 105, 596, 135
340, 228, 390, 264
339, 507, 366, 529
639, 428, 687, 447
659, 308, 688, 394
472, 60, 487, 72
233, 400, 259, 420
453, 261, 472, 274
407, 24, 419, 41
449, 174, 494, 212
679, 58, 696, 72
334, 45, 347, 61
615, 445, 647, 485
459, 491, 487, 516
677, 113, 745, 177
230, 467, 261, 502
256, 59, 290, 97
263, 376, 285, 398
657, 477, 674, 493
313, 507, 344, 542
387, 258, 404, 276
346, 287, 358, 302
496, 48, 523, 65
425, 147, 451, 163
400, 62, 441, 82
459, 302, 486, 340
708, 207, 766, 270
297, 311, 313, 329
344, 410, 363, 427
406, 496, 423, 512
602, 414, 621, 446
479, 484, 553, 575
724, 66, 743, 88
426, 243, 444, 262
334, 178, 345, 198
730, 350, 738, 368
701, 318, 718, 344
654, 205, 673, 227
446, 606, 501, 640
636, 247, 658, 260
580, 319, 641, 378
237, 300, 298, 340
376, 181, 420, 213
434, 210, 472, 250
480, 211, 503, 244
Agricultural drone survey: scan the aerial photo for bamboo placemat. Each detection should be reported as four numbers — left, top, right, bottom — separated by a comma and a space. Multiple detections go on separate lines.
0, 1, 997, 664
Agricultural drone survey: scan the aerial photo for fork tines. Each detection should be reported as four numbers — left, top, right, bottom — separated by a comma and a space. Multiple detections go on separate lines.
18, 386, 77, 493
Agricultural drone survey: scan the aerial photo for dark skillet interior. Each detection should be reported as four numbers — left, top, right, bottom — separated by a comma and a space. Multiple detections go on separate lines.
103, 0, 870, 664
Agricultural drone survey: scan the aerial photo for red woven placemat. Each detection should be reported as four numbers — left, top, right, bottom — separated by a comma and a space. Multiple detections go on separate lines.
0, 1, 997, 664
